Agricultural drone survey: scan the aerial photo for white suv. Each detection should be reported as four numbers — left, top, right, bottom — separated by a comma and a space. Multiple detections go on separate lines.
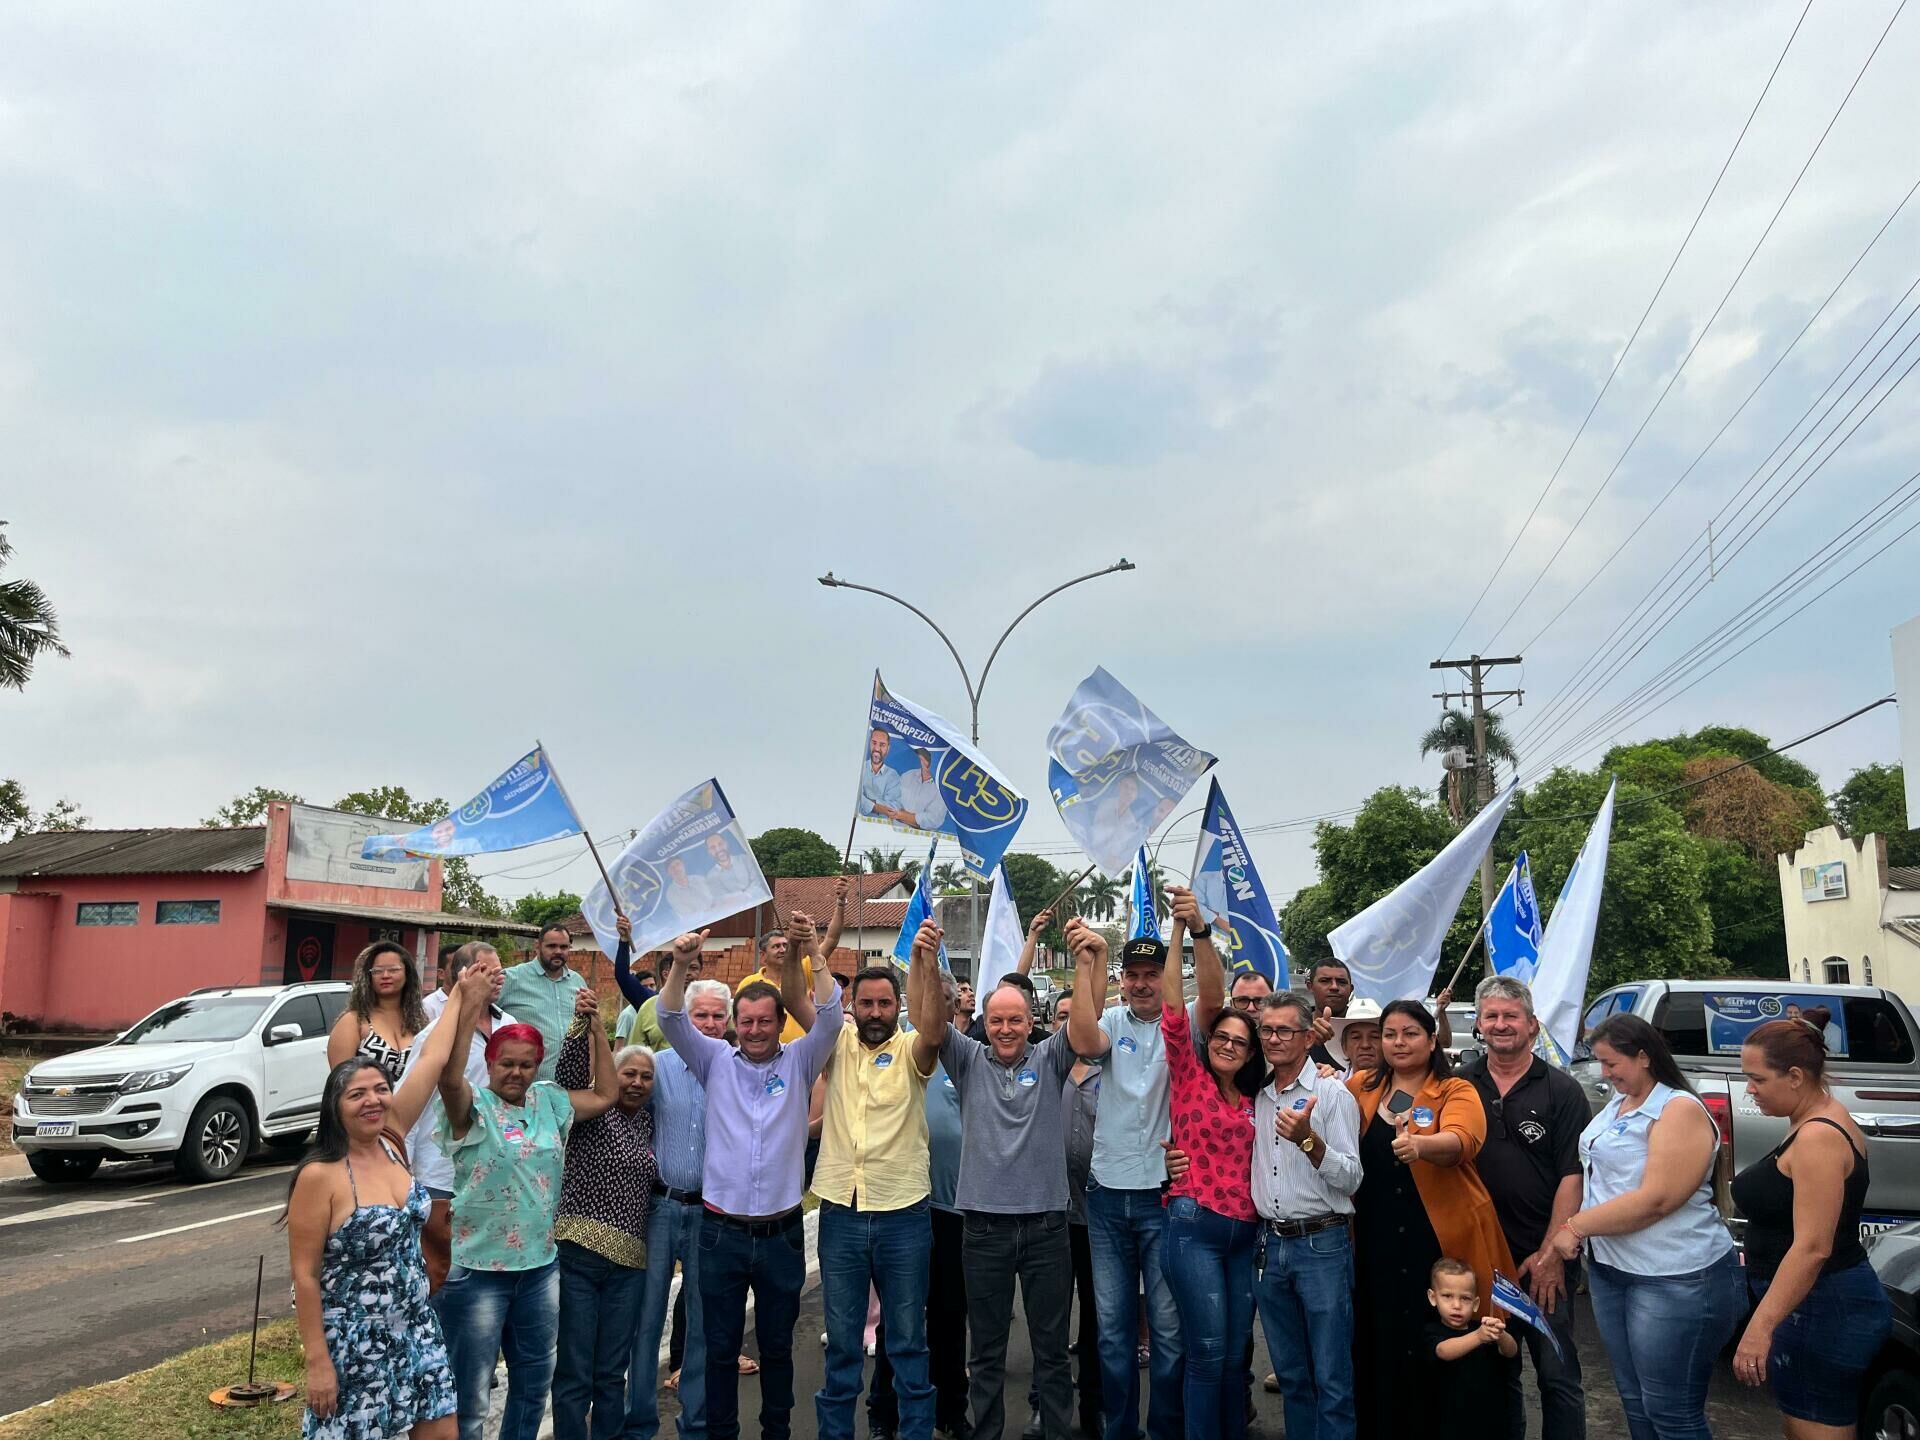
12, 982, 349, 1184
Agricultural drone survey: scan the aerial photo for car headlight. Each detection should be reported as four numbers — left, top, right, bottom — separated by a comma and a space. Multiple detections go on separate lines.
120, 1065, 193, 1093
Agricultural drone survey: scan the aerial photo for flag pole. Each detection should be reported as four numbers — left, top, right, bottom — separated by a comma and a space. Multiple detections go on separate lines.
1440, 921, 1488, 999
1043, 862, 1099, 918
538, 739, 624, 920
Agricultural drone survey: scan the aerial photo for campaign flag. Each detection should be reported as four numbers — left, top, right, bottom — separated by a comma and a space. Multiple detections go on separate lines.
361, 745, 583, 859
581, 779, 772, 961
974, 863, 1025, 998
1128, 846, 1161, 942
857, 672, 1028, 880
1190, 779, 1292, 988
1491, 1272, 1565, 1362
1046, 667, 1216, 875
893, 837, 949, 970
1533, 780, 1616, 1064
1331, 783, 1516, 1004
1484, 852, 1544, 985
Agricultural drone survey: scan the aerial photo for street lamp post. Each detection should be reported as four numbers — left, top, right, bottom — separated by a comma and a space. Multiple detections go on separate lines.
818, 558, 1137, 971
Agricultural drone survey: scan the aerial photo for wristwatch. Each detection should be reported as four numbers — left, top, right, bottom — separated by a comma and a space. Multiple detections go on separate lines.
1189, 922, 1212, 939
1298, 1132, 1318, 1156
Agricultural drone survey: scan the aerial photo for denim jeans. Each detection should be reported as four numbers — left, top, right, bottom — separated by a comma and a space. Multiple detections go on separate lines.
433, 1259, 560, 1440
964, 1210, 1074, 1440
816, 1200, 934, 1440
1507, 1261, 1584, 1440
1587, 1252, 1743, 1440
628, 1195, 707, 1440
871, 1205, 972, 1437
1085, 1183, 1183, 1440
1158, 1199, 1255, 1440
698, 1210, 807, 1440
1253, 1224, 1355, 1440
554, 1241, 648, 1440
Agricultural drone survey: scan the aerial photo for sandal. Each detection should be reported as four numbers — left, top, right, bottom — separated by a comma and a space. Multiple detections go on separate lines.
737, 1355, 761, 1376
664, 1371, 680, 1392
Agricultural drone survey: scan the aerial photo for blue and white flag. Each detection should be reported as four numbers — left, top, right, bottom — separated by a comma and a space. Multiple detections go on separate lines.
1046, 667, 1216, 876
1533, 780, 1616, 1064
1491, 1272, 1565, 1362
1128, 846, 1161, 942
1332, 782, 1516, 1005
974, 863, 1025, 998
581, 779, 772, 961
858, 672, 1028, 880
1190, 779, 1292, 988
361, 745, 583, 860
1484, 852, 1544, 984
893, 837, 949, 970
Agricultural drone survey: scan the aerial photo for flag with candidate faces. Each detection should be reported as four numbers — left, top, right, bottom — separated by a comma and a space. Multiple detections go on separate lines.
1484, 852, 1544, 985
893, 837, 949, 970
1533, 780, 1616, 1064
1128, 846, 1161, 942
856, 671, 1028, 880
361, 745, 584, 860
1189, 779, 1292, 987
580, 779, 772, 961
1046, 667, 1216, 876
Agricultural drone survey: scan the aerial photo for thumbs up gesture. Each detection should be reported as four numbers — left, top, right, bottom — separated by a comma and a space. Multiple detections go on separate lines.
1275, 1094, 1317, 1146
1310, 1007, 1335, 1046
1390, 1108, 1422, 1165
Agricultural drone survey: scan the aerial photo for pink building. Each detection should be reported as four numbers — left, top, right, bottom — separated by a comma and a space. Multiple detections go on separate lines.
0, 802, 538, 1033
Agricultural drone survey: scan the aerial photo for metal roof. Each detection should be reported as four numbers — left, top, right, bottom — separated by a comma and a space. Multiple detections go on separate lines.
266, 897, 544, 935
0, 827, 267, 878
1889, 867, 1920, 891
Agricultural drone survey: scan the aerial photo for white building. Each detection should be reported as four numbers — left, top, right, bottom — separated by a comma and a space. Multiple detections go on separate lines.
1777, 826, 1920, 993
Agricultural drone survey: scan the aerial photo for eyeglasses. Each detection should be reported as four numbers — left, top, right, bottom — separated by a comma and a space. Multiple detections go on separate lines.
1209, 1032, 1253, 1054
1257, 1025, 1308, 1041
1229, 995, 1261, 1011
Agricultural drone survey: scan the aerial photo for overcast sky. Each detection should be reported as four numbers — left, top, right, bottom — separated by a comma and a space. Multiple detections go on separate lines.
4, 1, 1916, 910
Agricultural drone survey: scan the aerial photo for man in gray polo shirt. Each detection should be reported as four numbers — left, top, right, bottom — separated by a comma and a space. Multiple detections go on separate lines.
924, 916, 1106, 1440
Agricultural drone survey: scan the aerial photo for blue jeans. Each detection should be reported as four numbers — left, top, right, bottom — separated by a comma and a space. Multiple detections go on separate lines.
698, 1209, 807, 1440
816, 1200, 934, 1440
1254, 1224, 1355, 1440
554, 1241, 647, 1440
628, 1195, 707, 1440
1086, 1183, 1183, 1440
433, 1259, 561, 1440
1588, 1252, 1743, 1440
1158, 1199, 1255, 1440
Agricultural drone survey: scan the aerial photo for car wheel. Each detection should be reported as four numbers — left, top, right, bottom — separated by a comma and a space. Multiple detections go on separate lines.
175, 1095, 252, 1182
1865, 1367, 1920, 1440
26, 1149, 103, 1183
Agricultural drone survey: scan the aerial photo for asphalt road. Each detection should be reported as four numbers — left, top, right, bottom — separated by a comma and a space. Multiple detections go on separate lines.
0, 1151, 301, 1417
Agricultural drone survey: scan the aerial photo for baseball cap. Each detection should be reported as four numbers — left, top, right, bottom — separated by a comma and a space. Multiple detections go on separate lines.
1121, 936, 1168, 967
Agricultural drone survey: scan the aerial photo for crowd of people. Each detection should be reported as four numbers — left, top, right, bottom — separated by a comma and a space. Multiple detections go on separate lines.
285, 882, 1890, 1440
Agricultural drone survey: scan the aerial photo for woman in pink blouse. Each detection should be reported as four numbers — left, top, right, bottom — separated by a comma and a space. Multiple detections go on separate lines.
1161, 888, 1267, 1440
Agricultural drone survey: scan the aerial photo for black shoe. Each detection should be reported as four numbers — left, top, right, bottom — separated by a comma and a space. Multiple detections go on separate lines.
1022, 1408, 1044, 1440
870, 1429, 896, 1440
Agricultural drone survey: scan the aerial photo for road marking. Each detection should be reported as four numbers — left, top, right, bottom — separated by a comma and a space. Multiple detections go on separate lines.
0, 1198, 153, 1229
114, 1204, 281, 1244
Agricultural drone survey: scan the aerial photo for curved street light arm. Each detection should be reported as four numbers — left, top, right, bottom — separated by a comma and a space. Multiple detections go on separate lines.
975, 559, 1134, 715
817, 574, 976, 713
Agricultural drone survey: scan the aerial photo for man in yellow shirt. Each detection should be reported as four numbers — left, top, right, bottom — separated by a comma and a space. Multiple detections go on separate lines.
811, 929, 940, 1440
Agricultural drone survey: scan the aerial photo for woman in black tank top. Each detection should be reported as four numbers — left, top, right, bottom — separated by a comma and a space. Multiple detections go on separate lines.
1728, 1007, 1889, 1434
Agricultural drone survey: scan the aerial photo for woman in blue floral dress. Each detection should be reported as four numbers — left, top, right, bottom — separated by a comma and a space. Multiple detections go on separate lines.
286, 962, 494, 1439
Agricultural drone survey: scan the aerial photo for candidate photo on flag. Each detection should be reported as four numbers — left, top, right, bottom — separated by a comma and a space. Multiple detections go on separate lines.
361, 744, 584, 859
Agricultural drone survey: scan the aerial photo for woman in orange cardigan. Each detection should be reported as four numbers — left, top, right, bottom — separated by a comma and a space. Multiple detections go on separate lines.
1347, 999, 1514, 1440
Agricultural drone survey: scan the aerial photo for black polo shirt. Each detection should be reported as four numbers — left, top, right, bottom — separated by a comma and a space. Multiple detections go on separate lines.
1458, 1052, 1590, 1261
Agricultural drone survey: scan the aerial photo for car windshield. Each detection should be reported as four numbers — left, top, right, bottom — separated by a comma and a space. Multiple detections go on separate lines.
119, 995, 272, 1044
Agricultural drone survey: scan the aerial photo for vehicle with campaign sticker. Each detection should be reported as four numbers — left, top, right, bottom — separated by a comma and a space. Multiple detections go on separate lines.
1570, 980, 1920, 1237
12, 981, 349, 1185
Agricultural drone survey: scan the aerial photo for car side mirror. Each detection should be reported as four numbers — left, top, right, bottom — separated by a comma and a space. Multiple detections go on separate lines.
265, 1023, 304, 1045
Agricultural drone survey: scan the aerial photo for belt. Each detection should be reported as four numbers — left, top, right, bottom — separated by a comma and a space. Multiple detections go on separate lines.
653, 1182, 702, 1205
705, 1205, 801, 1236
1266, 1214, 1347, 1238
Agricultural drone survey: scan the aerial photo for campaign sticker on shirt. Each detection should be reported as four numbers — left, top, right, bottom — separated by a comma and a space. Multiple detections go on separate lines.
1117, 1035, 1138, 1054
1016, 1068, 1038, 1088
873, 1052, 894, 1069
1412, 1107, 1435, 1128
943, 1074, 956, 1089
1291, 1097, 1311, 1112
764, 1074, 788, 1098
502, 1124, 525, 1143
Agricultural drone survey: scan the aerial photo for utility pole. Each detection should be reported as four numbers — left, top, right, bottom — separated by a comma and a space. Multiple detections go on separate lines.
1429, 653, 1523, 920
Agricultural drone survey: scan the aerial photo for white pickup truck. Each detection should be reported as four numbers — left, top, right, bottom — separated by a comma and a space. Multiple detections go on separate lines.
1569, 979, 1920, 1235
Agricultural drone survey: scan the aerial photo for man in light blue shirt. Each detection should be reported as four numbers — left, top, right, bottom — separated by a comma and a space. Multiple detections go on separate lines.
497, 923, 590, 1083
895, 749, 949, 831
859, 728, 903, 819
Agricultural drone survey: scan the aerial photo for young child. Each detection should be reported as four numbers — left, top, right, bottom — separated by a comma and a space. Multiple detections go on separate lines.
1425, 1257, 1521, 1440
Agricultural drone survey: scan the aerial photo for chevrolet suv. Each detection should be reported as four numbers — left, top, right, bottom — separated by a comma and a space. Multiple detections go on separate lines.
12, 982, 349, 1184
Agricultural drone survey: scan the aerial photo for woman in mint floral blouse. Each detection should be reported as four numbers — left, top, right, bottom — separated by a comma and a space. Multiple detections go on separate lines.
434, 976, 619, 1440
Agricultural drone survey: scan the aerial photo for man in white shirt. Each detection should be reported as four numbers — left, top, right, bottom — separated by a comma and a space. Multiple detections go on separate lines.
1251, 991, 1362, 1440
664, 856, 713, 926
703, 831, 758, 901
893, 749, 948, 832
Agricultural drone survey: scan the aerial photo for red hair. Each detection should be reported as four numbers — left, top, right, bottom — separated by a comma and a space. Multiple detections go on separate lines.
485, 1023, 546, 1066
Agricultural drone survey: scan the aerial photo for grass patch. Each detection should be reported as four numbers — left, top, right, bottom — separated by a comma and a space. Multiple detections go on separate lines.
0, 1319, 307, 1440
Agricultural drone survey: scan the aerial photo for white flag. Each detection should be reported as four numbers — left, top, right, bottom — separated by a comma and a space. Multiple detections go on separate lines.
1533, 780, 1616, 1063
1332, 784, 1516, 1005
973, 865, 1026, 998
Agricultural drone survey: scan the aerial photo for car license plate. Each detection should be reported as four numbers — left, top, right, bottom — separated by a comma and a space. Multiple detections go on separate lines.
1860, 1213, 1907, 1239
35, 1121, 78, 1138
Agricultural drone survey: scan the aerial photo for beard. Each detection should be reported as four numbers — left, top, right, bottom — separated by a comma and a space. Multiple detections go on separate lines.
858, 1017, 897, 1047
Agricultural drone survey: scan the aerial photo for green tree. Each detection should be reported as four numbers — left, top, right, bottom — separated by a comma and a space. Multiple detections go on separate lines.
0, 779, 89, 841
749, 827, 843, 879
1281, 786, 1465, 966
203, 786, 306, 827
932, 861, 970, 895
0, 521, 70, 690
1420, 707, 1519, 816
999, 852, 1064, 945
1831, 763, 1918, 867
511, 890, 584, 931
332, 785, 502, 917
862, 846, 904, 873
1081, 873, 1124, 922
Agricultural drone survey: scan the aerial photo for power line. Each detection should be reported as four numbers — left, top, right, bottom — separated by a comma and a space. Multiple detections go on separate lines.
1439, 0, 1817, 654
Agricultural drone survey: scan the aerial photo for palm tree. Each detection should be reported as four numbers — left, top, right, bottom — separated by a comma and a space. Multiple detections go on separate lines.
1420, 708, 1519, 820
898, 857, 922, 892
932, 861, 969, 895
862, 846, 905, 875
1081, 873, 1124, 922
0, 522, 70, 690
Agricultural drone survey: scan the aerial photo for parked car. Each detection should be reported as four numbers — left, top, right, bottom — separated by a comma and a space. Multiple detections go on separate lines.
1860, 1221, 1920, 1436
1570, 980, 1920, 1232
1028, 974, 1060, 1022
12, 981, 350, 1184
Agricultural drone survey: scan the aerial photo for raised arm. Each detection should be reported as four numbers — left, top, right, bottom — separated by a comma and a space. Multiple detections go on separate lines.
1434, 986, 1454, 1050
1063, 918, 1112, 1059
1017, 907, 1052, 976
436, 958, 495, 1140
388, 966, 489, 1135
906, 918, 946, 1075
820, 875, 851, 957
565, 984, 621, 1122
780, 911, 824, 1034
659, 928, 710, 1014
610, 914, 649, 1009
